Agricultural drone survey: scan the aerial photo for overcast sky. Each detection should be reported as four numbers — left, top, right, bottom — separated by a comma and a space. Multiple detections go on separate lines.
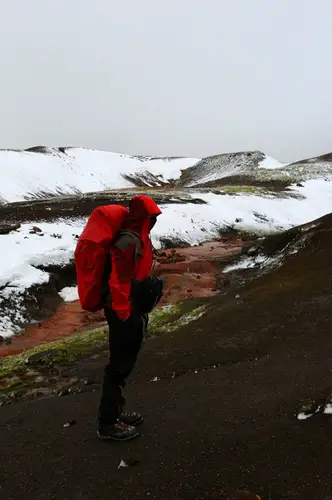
0, 0, 331, 162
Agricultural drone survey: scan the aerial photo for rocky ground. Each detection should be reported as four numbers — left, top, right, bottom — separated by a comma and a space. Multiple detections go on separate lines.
1, 212, 332, 498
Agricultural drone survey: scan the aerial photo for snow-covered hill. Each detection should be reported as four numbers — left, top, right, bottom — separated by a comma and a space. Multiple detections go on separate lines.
2, 146, 332, 205
175, 151, 284, 187
0, 147, 200, 204
175, 150, 332, 188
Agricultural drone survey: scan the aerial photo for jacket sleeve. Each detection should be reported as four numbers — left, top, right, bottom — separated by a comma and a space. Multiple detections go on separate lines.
108, 235, 138, 320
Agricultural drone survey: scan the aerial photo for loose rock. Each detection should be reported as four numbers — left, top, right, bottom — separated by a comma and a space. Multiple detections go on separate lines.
63, 420, 77, 428
0, 222, 21, 235
58, 389, 69, 397
118, 457, 139, 469
82, 379, 94, 385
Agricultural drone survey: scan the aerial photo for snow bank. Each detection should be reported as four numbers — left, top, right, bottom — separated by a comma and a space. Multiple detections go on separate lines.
0, 221, 85, 283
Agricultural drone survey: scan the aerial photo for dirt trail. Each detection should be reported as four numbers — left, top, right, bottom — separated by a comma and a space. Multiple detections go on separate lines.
0, 239, 245, 358
2, 219, 332, 499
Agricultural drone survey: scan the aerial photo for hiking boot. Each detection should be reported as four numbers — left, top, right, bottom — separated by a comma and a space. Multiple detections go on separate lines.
97, 422, 140, 441
119, 411, 144, 426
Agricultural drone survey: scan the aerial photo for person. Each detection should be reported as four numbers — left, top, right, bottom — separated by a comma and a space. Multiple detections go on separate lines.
97, 195, 162, 441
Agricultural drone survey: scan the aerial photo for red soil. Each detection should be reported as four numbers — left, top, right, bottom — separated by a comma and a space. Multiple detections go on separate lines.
0, 239, 244, 358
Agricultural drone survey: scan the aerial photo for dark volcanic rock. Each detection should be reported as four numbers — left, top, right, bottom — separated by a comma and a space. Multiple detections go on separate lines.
0, 222, 20, 235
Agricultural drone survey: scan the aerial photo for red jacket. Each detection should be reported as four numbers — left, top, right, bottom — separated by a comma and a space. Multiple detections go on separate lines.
108, 195, 162, 320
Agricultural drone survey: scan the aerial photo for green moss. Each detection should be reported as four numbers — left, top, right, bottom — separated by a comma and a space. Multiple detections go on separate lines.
0, 326, 108, 380
217, 185, 267, 195
214, 184, 302, 199
276, 175, 297, 184
149, 301, 207, 335
0, 300, 207, 387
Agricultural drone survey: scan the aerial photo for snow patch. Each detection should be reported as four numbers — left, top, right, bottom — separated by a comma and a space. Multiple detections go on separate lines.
297, 405, 322, 420
298, 404, 332, 419
258, 156, 285, 170
0, 292, 28, 338
324, 404, 332, 415
59, 286, 79, 303
0, 263, 49, 290
223, 255, 269, 272
297, 412, 314, 421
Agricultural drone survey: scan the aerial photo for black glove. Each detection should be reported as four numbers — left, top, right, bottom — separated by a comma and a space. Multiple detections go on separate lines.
130, 276, 164, 313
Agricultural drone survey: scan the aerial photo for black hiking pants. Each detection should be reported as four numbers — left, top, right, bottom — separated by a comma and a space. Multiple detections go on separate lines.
98, 308, 144, 425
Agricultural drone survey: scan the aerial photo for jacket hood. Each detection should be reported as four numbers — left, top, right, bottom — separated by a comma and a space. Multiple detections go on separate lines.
129, 195, 162, 218
124, 195, 161, 235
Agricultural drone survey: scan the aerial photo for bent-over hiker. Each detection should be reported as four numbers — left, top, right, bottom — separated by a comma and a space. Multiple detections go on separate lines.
75, 195, 163, 441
